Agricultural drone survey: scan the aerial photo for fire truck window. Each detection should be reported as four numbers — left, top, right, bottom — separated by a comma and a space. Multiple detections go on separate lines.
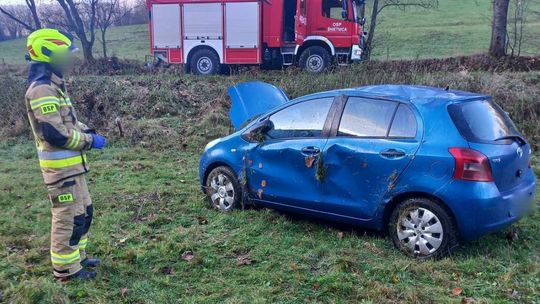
322, 0, 344, 19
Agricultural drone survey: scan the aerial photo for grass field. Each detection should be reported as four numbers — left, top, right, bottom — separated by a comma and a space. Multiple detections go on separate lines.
0, 65, 539, 303
0, 0, 539, 65
1, 140, 539, 303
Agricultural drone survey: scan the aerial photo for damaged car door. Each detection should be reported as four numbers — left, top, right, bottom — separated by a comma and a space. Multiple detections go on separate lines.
246, 97, 335, 210
321, 96, 422, 221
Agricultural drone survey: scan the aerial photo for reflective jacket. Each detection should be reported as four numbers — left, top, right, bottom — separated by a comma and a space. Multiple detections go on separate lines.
25, 63, 94, 185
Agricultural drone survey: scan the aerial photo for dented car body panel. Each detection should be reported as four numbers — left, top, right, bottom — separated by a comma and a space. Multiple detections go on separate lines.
200, 83, 536, 241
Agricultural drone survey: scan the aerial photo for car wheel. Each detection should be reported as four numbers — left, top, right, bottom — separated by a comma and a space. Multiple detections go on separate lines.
190, 49, 220, 75
205, 166, 242, 212
389, 197, 458, 258
299, 46, 331, 74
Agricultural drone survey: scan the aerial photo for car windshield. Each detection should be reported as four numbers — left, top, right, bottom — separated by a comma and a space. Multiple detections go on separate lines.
448, 99, 520, 143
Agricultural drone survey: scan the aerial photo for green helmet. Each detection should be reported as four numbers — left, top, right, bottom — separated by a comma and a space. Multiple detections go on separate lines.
26, 28, 78, 63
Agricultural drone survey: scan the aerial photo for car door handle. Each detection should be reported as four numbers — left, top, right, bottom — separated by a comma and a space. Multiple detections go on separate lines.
380, 149, 406, 158
301, 146, 321, 155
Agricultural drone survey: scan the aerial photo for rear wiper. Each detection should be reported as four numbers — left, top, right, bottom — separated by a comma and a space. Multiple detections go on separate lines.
494, 135, 526, 145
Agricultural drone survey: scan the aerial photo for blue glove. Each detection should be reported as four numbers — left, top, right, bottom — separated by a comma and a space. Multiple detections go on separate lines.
91, 134, 107, 150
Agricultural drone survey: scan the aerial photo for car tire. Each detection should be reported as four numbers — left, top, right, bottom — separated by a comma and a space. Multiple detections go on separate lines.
190, 49, 220, 75
205, 166, 242, 212
299, 46, 331, 73
388, 197, 458, 258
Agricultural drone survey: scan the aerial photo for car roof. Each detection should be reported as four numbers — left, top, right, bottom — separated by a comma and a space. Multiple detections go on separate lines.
295, 85, 490, 106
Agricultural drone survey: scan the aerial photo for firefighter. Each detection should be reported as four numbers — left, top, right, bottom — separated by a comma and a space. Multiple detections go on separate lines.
25, 28, 107, 280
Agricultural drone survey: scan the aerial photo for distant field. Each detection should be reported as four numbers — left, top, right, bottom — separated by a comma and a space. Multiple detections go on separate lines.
0, 0, 539, 65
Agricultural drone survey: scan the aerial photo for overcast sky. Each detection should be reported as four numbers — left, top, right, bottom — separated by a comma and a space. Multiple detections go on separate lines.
1, 0, 137, 4
2, 0, 30, 3
2, 0, 56, 4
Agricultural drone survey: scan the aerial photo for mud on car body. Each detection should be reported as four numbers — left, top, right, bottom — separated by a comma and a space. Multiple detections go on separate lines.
199, 82, 536, 258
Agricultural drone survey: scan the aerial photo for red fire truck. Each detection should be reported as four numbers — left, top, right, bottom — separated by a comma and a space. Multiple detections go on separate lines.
146, 0, 366, 74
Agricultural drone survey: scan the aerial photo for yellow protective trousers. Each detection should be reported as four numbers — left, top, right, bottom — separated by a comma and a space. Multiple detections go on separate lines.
47, 174, 93, 277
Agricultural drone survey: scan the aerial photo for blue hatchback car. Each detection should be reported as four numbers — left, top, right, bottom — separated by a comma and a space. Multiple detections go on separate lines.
199, 82, 536, 258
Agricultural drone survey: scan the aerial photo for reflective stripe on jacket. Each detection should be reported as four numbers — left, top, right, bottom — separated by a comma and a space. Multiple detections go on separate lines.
25, 66, 93, 185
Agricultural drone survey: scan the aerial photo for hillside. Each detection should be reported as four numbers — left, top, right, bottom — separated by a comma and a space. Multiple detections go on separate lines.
1, 0, 539, 65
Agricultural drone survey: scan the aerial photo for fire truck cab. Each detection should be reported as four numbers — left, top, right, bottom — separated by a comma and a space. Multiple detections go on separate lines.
146, 0, 366, 74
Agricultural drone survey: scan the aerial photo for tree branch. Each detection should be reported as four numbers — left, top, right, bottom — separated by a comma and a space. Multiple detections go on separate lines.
0, 6, 35, 31
377, 0, 438, 14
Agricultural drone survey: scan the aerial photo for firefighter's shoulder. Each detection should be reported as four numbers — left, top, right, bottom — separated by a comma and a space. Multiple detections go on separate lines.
26, 82, 59, 101
26, 83, 61, 112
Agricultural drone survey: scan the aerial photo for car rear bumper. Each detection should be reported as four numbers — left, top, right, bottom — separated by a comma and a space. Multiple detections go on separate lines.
450, 176, 536, 241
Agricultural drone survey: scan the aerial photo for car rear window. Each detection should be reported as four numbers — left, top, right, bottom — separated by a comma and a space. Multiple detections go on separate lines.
448, 99, 519, 143
389, 104, 417, 138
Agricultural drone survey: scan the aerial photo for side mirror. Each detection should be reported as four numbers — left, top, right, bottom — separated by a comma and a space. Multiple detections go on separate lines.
242, 119, 273, 142
360, 17, 366, 25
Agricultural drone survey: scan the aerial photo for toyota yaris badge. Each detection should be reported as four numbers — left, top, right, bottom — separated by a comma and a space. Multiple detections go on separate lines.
516, 146, 523, 158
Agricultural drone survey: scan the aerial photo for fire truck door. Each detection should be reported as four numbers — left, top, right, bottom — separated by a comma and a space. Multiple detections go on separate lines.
295, 0, 308, 42
312, 0, 355, 47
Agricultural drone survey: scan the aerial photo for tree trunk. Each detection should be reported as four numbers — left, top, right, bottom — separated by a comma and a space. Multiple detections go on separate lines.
56, 0, 97, 63
82, 42, 95, 63
365, 0, 379, 60
26, 0, 42, 29
101, 29, 108, 58
489, 0, 510, 58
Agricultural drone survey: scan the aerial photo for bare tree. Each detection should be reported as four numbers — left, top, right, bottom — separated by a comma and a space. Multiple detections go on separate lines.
0, 8, 26, 39
489, 0, 510, 58
0, 0, 41, 31
40, 3, 71, 29
117, 0, 146, 25
507, 0, 528, 57
364, 0, 438, 59
55, 0, 98, 63
96, 0, 129, 58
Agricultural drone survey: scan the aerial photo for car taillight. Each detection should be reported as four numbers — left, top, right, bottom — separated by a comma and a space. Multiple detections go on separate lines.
449, 147, 493, 182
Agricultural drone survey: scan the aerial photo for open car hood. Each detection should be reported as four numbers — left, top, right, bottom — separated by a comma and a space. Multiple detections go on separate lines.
228, 81, 289, 130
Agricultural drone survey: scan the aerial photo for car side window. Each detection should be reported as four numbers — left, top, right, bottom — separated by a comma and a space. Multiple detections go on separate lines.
267, 97, 334, 139
338, 97, 396, 137
389, 104, 417, 138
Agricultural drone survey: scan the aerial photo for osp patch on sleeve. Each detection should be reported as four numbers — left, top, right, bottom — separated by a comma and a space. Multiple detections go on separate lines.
41, 104, 58, 115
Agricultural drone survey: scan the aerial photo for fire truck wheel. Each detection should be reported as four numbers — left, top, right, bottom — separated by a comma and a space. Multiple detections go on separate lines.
299, 46, 331, 74
190, 49, 221, 75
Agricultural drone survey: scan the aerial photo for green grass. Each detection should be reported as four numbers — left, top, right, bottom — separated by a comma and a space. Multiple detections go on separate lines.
370, 0, 540, 59
0, 139, 538, 303
1, 0, 539, 65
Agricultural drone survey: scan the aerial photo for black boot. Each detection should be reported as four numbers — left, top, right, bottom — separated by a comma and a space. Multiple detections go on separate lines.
57, 269, 96, 281
81, 258, 101, 267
